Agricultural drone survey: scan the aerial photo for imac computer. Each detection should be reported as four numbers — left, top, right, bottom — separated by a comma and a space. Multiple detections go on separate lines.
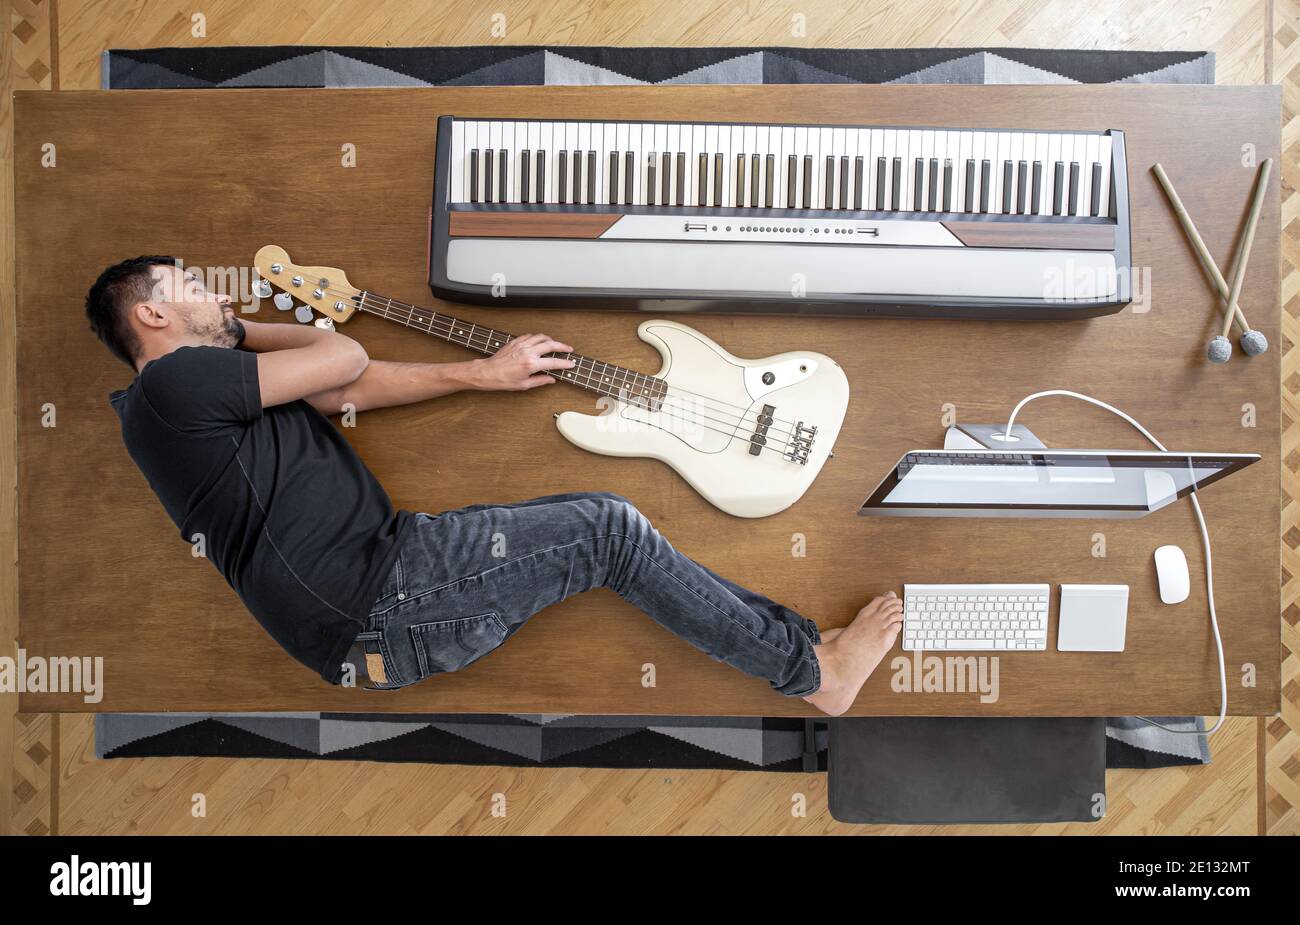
858, 428, 1259, 519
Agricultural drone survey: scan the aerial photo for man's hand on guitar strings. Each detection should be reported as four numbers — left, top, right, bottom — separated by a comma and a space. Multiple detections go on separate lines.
469, 333, 577, 391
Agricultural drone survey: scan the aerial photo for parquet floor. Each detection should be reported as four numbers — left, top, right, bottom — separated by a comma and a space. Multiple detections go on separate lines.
1, 0, 1293, 835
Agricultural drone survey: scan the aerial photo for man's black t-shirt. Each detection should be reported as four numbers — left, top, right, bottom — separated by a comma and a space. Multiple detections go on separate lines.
109, 345, 414, 683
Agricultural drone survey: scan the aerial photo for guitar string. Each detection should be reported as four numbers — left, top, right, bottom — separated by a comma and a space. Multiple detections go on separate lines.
289, 282, 806, 437
352, 294, 806, 457
267, 284, 807, 459
355, 288, 805, 436
353, 291, 807, 444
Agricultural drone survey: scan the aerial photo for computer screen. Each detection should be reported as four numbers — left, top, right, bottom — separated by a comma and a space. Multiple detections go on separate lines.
858, 450, 1260, 518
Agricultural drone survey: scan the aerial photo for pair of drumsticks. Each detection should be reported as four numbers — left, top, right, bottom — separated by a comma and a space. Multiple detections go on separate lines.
1152, 158, 1272, 363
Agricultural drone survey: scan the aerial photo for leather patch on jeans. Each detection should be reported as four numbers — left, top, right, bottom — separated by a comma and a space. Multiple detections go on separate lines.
365, 651, 388, 685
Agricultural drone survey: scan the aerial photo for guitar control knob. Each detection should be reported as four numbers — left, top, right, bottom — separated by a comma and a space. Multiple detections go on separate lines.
762, 371, 775, 385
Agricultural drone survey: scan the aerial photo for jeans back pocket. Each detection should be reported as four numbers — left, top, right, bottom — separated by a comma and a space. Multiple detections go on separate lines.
411, 612, 508, 678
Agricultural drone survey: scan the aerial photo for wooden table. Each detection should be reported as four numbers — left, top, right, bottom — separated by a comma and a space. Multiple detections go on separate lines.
13, 85, 1281, 716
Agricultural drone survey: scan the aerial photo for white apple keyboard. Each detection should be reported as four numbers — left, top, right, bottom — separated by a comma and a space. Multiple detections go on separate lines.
902, 583, 1050, 651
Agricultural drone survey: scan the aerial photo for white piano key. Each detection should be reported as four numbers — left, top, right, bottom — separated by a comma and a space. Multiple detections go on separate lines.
848, 128, 863, 209
1083, 133, 1101, 216
574, 123, 589, 204
666, 123, 680, 205
807, 127, 823, 208
868, 128, 884, 210
920, 129, 935, 210
779, 125, 793, 207
1033, 132, 1050, 214
651, 124, 666, 206
718, 124, 734, 207
539, 122, 554, 202
614, 123, 629, 204
526, 122, 542, 203
969, 132, 986, 211
989, 131, 1008, 214
1062, 133, 1078, 215
833, 128, 846, 209
793, 126, 809, 208
1008, 132, 1024, 212
690, 124, 705, 206
1046, 133, 1063, 214
748, 124, 759, 206
485, 121, 501, 202
450, 119, 466, 203
954, 131, 971, 213
1097, 134, 1113, 218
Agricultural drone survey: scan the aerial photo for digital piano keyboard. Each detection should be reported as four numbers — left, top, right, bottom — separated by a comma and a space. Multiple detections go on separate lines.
428, 116, 1131, 319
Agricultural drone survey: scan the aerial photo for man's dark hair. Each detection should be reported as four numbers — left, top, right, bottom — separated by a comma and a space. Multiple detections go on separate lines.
85, 255, 178, 368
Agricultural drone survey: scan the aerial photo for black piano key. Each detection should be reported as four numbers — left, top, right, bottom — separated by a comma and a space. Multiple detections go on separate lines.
625, 151, 634, 205
854, 156, 864, 210
646, 154, 656, 206
840, 156, 850, 209
1001, 160, 1012, 213
483, 148, 494, 202
1016, 160, 1027, 214
676, 153, 685, 206
1030, 161, 1042, 215
825, 156, 835, 209
662, 152, 672, 206
1090, 162, 1103, 216
713, 153, 723, 207
752, 154, 762, 208
587, 150, 596, 204
787, 155, 797, 207
555, 150, 565, 203
1052, 162, 1064, 215
535, 150, 545, 203
891, 156, 901, 210
1068, 161, 1080, 216
979, 159, 990, 213
469, 149, 479, 202
913, 158, 924, 211
928, 158, 938, 211
571, 150, 581, 204
697, 153, 707, 206
498, 149, 507, 203
608, 151, 619, 205
736, 153, 746, 205
875, 157, 887, 210
802, 155, 813, 208
964, 158, 975, 212
520, 150, 530, 202
942, 159, 952, 212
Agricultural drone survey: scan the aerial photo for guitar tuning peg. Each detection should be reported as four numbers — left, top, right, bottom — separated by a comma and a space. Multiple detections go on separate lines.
252, 278, 272, 299
313, 317, 335, 331
294, 305, 316, 324
274, 291, 295, 311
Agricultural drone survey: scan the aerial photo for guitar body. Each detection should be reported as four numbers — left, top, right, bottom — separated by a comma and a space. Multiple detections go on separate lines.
555, 320, 849, 518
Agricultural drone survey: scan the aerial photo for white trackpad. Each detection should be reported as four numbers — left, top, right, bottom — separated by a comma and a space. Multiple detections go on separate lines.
1056, 584, 1129, 652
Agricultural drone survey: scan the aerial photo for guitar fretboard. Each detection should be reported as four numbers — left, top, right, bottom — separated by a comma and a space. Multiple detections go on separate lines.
356, 292, 667, 410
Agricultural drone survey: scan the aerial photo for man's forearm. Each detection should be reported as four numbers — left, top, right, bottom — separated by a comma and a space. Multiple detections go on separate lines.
307, 359, 488, 414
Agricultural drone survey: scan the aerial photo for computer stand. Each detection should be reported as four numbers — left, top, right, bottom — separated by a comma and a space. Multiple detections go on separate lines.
945, 424, 1048, 450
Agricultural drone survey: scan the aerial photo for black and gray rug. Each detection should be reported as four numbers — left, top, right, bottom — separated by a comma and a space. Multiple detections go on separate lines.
102, 45, 1215, 90
98, 43, 1214, 773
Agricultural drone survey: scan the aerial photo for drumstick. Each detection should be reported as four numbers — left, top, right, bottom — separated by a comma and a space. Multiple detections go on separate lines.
1217, 157, 1271, 339
1151, 162, 1249, 333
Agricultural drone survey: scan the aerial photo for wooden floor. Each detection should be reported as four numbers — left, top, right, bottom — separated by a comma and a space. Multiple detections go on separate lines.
2, 0, 1295, 835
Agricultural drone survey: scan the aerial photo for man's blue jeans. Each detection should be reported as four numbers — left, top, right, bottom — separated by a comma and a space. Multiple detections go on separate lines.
354, 492, 822, 696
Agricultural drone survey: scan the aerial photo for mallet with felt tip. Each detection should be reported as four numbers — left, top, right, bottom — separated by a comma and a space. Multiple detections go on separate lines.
1151, 160, 1271, 361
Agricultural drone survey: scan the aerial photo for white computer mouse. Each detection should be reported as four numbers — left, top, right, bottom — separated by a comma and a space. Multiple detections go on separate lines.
1154, 545, 1189, 604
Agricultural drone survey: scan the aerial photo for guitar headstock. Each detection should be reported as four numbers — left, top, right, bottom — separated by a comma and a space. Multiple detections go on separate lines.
254, 244, 361, 323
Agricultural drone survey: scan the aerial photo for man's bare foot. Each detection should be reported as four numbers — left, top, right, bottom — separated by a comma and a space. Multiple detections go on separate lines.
803, 593, 903, 717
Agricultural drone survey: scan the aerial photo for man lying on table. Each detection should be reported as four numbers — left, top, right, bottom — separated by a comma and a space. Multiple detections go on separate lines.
85, 256, 900, 716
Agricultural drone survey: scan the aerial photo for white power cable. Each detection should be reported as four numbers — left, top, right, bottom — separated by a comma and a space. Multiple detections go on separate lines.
999, 389, 1227, 737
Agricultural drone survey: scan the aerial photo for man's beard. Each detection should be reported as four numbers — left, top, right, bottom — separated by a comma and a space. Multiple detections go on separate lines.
184, 309, 243, 347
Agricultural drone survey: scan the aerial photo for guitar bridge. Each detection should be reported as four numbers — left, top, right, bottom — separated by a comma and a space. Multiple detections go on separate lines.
785, 422, 817, 465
